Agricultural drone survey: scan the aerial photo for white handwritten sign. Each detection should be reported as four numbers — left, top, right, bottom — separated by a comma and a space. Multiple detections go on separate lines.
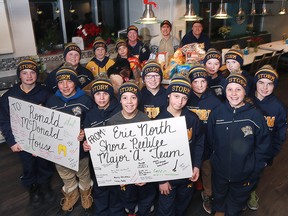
9, 97, 80, 171
84, 116, 192, 186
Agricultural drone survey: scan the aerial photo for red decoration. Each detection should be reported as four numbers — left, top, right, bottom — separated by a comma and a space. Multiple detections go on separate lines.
144, 0, 157, 8
76, 23, 102, 48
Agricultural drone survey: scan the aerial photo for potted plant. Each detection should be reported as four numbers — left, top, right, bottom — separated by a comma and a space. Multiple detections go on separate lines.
248, 36, 264, 52
218, 26, 232, 40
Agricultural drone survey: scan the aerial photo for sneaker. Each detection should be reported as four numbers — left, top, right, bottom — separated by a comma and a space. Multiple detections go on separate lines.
247, 191, 259, 210
201, 191, 212, 214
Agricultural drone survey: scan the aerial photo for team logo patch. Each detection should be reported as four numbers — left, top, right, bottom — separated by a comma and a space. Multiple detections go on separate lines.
214, 88, 223, 96
78, 77, 86, 85
190, 109, 211, 121
241, 126, 253, 137
72, 106, 82, 116
265, 116, 275, 128
187, 128, 193, 140
144, 107, 160, 119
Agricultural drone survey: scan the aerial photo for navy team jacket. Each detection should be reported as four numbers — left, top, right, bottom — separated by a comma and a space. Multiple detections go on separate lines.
46, 88, 93, 159
0, 83, 50, 147
208, 101, 271, 182
253, 93, 287, 158
156, 107, 204, 185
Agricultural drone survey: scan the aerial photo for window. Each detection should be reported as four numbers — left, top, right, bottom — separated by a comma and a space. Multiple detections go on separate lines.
29, 0, 128, 53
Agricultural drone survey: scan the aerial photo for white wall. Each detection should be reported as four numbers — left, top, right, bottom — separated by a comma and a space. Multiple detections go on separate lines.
1, 0, 37, 59
261, 3, 288, 41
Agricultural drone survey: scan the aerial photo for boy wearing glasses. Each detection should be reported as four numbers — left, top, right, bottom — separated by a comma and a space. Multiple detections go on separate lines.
140, 61, 167, 119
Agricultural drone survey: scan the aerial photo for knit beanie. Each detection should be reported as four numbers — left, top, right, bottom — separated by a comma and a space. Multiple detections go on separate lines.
63, 43, 81, 59
203, 48, 222, 66
254, 65, 279, 86
93, 37, 107, 52
127, 25, 138, 34
225, 49, 244, 67
166, 74, 191, 97
90, 77, 114, 99
115, 38, 127, 51
224, 73, 248, 94
142, 61, 163, 81
17, 59, 39, 78
56, 65, 78, 85
118, 81, 141, 102
188, 65, 208, 82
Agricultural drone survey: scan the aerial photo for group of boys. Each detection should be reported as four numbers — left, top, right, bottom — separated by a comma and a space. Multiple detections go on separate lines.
0, 22, 286, 216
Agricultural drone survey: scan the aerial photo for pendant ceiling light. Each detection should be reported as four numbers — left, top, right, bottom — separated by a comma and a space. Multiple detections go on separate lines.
180, 0, 203, 21
69, 2, 75, 13
37, 8, 43, 15
250, 0, 257, 15
212, 0, 232, 19
134, 0, 161, 24
236, 0, 245, 24
261, 0, 271, 15
279, 0, 287, 15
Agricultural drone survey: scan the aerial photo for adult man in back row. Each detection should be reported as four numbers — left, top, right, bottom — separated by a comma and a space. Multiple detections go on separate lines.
181, 21, 211, 52
150, 20, 180, 57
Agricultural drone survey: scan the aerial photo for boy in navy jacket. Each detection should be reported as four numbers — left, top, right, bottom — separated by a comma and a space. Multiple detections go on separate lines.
204, 49, 225, 101
186, 66, 222, 214
45, 43, 94, 93
156, 74, 204, 216
208, 74, 271, 216
0, 59, 54, 207
140, 61, 167, 119
46, 64, 94, 215
247, 65, 287, 210
83, 77, 122, 215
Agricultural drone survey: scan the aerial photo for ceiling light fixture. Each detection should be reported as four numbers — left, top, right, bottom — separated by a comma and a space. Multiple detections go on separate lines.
69, 2, 75, 13
180, 0, 203, 21
279, 0, 287, 15
36, 9, 43, 15
236, 0, 245, 24
250, 0, 257, 15
134, 0, 161, 24
212, 0, 232, 19
261, 0, 272, 15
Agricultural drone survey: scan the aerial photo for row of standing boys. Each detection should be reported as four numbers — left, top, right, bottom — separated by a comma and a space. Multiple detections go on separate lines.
0, 21, 287, 216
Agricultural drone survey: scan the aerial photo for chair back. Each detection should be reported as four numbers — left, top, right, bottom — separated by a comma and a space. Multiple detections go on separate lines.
270, 49, 284, 69
249, 54, 265, 75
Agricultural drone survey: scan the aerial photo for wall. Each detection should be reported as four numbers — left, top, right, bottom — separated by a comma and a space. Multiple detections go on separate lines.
261, 3, 288, 41
3, 0, 36, 58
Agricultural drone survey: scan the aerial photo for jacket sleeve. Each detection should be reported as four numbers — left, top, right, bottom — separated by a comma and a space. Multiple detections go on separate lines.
271, 106, 287, 157
0, 93, 16, 147
251, 114, 272, 178
191, 115, 204, 169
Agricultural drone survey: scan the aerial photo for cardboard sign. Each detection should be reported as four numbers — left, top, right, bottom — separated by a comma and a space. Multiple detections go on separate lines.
9, 97, 80, 171
84, 116, 192, 186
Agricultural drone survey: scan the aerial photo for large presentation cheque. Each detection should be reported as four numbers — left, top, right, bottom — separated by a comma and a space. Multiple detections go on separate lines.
9, 97, 81, 171
85, 116, 193, 186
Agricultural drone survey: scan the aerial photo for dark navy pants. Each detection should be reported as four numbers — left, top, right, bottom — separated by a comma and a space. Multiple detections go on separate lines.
157, 181, 194, 216
19, 151, 54, 188
93, 182, 125, 216
212, 172, 258, 216
123, 183, 157, 216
